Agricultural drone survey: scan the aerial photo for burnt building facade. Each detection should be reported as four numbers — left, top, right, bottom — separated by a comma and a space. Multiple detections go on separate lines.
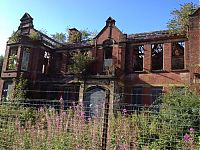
1, 9, 200, 113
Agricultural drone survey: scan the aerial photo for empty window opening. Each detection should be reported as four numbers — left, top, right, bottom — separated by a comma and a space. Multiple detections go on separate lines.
151, 87, 163, 104
104, 47, 112, 59
2, 81, 13, 98
132, 87, 143, 110
104, 47, 113, 74
7, 47, 18, 70
133, 45, 144, 71
21, 48, 30, 71
151, 43, 163, 71
64, 86, 80, 108
172, 41, 184, 70
42, 51, 51, 74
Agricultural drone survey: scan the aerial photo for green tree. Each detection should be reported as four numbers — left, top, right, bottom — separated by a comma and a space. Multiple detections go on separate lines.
68, 51, 94, 76
167, 3, 197, 34
80, 29, 97, 41
51, 32, 66, 43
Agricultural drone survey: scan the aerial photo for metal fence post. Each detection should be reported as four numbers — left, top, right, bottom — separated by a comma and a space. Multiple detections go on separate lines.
101, 89, 110, 150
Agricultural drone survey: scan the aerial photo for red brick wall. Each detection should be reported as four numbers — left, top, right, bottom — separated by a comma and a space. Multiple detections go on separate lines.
189, 12, 200, 84
185, 41, 189, 70
60, 53, 68, 74
113, 45, 125, 70
95, 48, 104, 74
144, 44, 151, 72
143, 87, 151, 105
96, 26, 125, 45
125, 45, 133, 73
126, 72, 190, 85
164, 43, 171, 72
94, 23, 126, 74
96, 27, 110, 45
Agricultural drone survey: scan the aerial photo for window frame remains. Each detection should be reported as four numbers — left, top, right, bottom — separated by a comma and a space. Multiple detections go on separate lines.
21, 47, 30, 71
42, 51, 51, 74
171, 41, 185, 70
7, 46, 18, 70
151, 43, 164, 71
103, 46, 113, 74
151, 86, 163, 104
133, 45, 144, 72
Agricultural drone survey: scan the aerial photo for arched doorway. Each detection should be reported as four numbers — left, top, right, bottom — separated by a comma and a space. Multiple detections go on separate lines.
84, 87, 106, 119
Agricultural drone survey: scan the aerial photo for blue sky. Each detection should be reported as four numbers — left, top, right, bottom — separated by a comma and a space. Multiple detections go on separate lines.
0, 0, 199, 55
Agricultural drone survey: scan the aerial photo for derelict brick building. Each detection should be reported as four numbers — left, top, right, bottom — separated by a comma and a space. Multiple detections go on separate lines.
0, 9, 200, 113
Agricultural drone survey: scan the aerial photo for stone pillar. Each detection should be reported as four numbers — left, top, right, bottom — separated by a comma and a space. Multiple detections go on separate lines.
79, 82, 85, 103
110, 81, 115, 111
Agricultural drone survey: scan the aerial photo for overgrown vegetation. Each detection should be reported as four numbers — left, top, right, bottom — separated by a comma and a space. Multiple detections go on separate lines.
8, 31, 21, 43
28, 31, 41, 41
68, 51, 94, 76
8, 54, 17, 70
8, 77, 27, 103
0, 77, 37, 146
167, 3, 197, 34
51, 29, 96, 44
0, 87, 200, 149
148, 87, 200, 149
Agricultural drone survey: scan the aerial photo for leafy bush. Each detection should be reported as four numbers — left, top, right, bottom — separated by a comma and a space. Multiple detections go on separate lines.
149, 87, 200, 149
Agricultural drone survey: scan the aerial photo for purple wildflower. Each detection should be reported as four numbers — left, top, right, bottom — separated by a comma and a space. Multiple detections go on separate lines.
123, 108, 127, 114
59, 96, 64, 110
88, 117, 91, 122
79, 111, 85, 119
118, 143, 129, 150
72, 101, 76, 106
79, 101, 83, 107
189, 128, 194, 132
184, 133, 190, 143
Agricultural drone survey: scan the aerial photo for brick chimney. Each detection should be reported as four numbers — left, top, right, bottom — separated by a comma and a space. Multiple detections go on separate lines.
106, 17, 116, 27
68, 28, 82, 43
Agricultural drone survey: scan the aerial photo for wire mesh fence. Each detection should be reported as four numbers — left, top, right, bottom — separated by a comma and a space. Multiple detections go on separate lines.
0, 92, 200, 150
